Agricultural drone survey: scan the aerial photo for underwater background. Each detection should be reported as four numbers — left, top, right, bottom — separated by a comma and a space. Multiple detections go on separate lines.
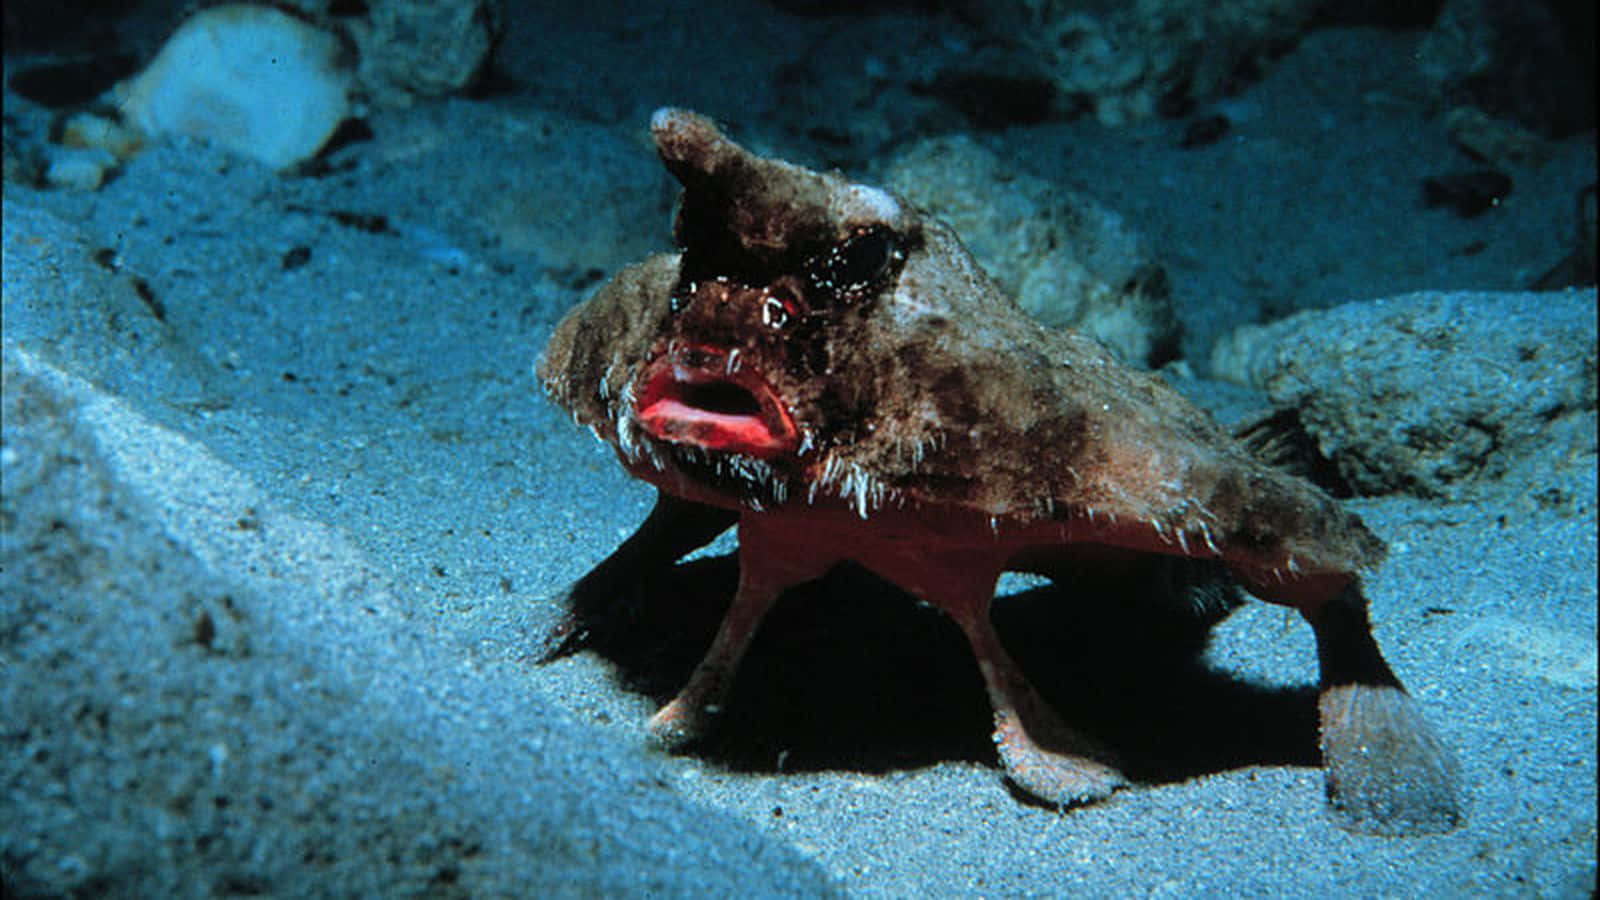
3, 1, 1595, 895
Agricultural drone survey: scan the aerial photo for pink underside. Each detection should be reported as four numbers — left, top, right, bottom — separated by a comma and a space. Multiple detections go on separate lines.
617, 454, 1351, 612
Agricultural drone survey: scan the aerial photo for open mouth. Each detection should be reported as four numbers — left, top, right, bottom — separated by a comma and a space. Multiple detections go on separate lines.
633, 347, 799, 458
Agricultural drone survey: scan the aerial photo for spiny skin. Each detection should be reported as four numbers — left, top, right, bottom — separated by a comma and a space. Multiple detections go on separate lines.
537, 108, 1462, 835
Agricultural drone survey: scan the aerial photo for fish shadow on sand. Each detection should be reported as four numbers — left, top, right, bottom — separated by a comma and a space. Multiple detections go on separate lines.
563, 553, 1320, 794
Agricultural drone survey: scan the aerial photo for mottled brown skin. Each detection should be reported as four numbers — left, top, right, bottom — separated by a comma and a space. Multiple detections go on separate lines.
538, 108, 1462, 835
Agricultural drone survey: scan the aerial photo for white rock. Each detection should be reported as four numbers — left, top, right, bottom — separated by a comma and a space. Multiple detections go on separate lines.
45, 147, 118, 191
59, 112, 144, 160
115, 4, 351, 170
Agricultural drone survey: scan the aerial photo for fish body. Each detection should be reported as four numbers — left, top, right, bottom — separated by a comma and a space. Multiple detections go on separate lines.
537, 109, 1461, 835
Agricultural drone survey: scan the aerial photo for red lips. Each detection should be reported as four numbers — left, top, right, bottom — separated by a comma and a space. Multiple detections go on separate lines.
633, 346, 799, 458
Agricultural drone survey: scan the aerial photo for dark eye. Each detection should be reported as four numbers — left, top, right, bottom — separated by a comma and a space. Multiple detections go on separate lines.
809, 226, 898, 295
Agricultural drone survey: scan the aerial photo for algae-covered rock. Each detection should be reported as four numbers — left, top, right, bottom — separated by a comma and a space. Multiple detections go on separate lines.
1418, 0, 1595, 138
345, 0, 499, 108
1211, 289, 1598, 500
885, 133, 1178, 366
982, 0, 1320, 125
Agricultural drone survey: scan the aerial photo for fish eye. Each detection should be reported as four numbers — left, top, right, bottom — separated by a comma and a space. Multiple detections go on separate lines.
809, 225, 899, 296
761, 292, 803, 330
